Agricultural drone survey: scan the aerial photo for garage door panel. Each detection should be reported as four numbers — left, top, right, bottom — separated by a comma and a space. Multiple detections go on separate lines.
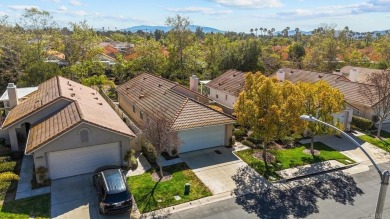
49, 142, 121, 179
179, 125, 225, 153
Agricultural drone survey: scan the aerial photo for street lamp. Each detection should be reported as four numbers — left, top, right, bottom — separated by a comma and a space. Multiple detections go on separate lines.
300, 115, 389, 219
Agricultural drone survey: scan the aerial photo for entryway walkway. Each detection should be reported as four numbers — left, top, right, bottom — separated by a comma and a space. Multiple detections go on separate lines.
15, 155, 50, 200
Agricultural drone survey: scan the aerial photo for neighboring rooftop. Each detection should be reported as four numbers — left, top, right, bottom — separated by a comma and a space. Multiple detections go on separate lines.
116, 73, 235, 130
206, 69, 245, 97
339, 66, 385, 84
277, 68, 380, 107
0, 87, 38, 102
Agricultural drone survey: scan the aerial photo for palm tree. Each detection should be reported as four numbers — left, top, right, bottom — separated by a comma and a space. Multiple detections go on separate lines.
285, 27, 290, 37
250, 28, 254, 36
260, 27, 263, 37
295, 27, 300, 41
264, 28, 268, 36
255, 28, 258, 37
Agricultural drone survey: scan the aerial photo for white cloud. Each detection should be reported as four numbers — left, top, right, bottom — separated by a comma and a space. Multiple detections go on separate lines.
167, 7, 232, 15
70, 10, 87, 16
57, 5, 68, 12
0, 11, 6, 16
211, 0, 282, 9
69, 0, 83, 6
8, 5, 39, 11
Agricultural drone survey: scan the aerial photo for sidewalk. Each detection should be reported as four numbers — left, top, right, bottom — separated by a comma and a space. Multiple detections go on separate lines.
15, 155, 50, 200
126, 153, 151, 177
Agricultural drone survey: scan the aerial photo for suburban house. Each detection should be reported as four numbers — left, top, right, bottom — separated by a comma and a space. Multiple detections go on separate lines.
0, 84, 37, 116
0, 76, 134, 180
205, 69, 245, 113
275, 68, 390, 124
116, 73, 235, 153
336, 65, 385, 84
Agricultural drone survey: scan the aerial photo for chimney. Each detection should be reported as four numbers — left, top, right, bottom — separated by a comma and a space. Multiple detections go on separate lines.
276, 69, 285, 81
189, 75, 199, 92
349, 68, 359, 82
7, 83, 18, 109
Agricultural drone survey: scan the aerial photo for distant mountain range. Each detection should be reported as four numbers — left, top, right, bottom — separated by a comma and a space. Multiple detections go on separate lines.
122, 25, 389, 36
122, 25, 224, 33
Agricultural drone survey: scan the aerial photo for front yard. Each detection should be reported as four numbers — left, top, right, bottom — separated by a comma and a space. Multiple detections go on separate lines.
128, 163, 212, 213
235, 142, 355, 180
357, 130, 390, 153
0, 194, 50, 219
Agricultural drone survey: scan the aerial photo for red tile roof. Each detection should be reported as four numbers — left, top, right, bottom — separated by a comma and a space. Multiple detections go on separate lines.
206, 69, 245, 97
1, 76, 135, 154
116, 73, 235, 130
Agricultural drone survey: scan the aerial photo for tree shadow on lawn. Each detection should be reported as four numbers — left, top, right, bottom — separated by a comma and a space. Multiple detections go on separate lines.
232, 166, 364, 219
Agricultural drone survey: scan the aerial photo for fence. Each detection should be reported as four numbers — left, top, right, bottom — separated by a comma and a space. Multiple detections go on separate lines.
98, 89, 142, 135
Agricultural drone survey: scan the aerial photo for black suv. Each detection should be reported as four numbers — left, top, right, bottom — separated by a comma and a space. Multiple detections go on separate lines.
93, 166, 132, 215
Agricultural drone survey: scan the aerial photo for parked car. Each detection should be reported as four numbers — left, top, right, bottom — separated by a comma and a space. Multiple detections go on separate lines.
93, 166, 132, 215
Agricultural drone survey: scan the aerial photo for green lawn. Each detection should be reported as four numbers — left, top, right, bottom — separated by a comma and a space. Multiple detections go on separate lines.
235, 142, 355, 180
128, 163, 212, 213
358, 133, 390, 153
0, 194, 50, 219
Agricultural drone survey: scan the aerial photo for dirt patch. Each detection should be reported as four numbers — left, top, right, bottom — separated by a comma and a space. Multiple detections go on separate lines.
303, 149, 321, 156
253, 150, 276, 163
151, 171, 172, 182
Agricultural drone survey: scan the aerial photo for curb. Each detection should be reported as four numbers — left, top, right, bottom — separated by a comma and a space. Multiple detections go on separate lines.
275, 162, 361, 183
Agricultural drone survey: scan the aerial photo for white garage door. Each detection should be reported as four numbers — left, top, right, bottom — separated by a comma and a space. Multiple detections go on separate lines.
179, 125, 225, 153
48, 142, 121, 179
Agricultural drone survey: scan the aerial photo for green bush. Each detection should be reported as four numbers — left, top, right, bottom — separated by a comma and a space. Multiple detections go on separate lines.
130, 157, 138, 171
241, 140, 255, 148
0, 146, 11, 156
0, 172, 19, 181
142, 142, 157, 163
247, 134, 262, 144
233, 129, 247, 141
0, 161, 16, 173
0, 156, 12, 162
280, 136, 295, 147
351, 116, 373, 131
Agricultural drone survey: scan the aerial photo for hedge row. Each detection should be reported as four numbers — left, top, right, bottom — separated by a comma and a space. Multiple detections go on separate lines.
351, 116, 373, 131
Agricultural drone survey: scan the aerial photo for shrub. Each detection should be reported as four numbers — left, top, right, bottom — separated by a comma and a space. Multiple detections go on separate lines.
0, 138, 5, 147
229, 137, 235, 147
130, 157, 138, 171
0, 161, 16, 173
233, 129, 247, 141
0, 156, 12, 162
241, 140, 255, 148
351, 116, 373, 131
142, 142, 157, 163
0, 172, 19, 181
0, 146, 11, 156
247, 134, 262, 144
36, 166, 48, 183
280, 136, 295, 148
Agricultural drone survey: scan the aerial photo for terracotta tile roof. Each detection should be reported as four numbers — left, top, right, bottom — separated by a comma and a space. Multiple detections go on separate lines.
103, 45, 120, 58
1, 76, 134, 154
206, 69, 245, 97
26, 102, 81, 154
116, 73, 235, 130
2, 77, 62, 128
339, 66, 385, 84
277, 68, 380, 107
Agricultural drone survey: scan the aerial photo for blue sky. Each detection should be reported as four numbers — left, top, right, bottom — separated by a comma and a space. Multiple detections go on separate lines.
1, 0, 389, 32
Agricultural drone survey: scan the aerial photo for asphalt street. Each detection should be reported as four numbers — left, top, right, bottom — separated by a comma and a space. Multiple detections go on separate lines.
169, 162, 390, 219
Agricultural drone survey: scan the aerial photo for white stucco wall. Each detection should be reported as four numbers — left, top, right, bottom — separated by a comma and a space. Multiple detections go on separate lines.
207, 87, 237, 109
32, 123, 132, 170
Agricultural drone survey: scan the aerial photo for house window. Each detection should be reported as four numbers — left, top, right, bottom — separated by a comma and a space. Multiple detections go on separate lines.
132, 104, 136, 113
225, 95, 228, 101
140, 111, 144, 120
80, 130, 89, 143
216, 94, 219, 99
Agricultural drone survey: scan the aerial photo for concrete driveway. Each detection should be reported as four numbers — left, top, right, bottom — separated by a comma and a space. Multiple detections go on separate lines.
180, 146, 267, 195
51, 173, 131, 219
